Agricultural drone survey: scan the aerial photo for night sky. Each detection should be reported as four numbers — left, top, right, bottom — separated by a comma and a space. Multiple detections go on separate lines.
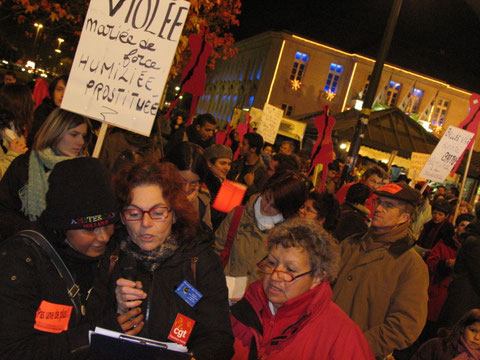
232, 0, 480, 93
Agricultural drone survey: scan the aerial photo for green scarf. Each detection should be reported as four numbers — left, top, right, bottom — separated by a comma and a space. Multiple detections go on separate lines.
19, 148, 73, 221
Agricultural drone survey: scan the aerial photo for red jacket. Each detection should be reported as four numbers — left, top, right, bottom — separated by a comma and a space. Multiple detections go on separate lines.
425, 239, 457, 321
230, 280, 374, 360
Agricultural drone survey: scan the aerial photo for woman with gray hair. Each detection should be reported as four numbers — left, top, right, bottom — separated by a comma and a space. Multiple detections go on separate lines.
230, 218, 374, 359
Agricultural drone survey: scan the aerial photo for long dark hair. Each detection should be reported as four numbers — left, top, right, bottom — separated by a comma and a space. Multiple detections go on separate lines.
444, 309, 480, 346
166, 141, 207, 182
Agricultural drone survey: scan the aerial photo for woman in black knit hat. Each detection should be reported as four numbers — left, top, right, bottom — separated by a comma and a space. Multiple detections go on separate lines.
0, 157, 142, 359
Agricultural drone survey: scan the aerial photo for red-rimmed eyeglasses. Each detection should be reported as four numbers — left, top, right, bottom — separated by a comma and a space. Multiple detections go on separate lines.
121, 206, 171, 221
256, 256, 314, 282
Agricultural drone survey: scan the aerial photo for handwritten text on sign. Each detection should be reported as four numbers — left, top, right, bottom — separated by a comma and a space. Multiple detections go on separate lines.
255, 104, 284, 144
62, 0, 190, 136
419, 126, 474, 183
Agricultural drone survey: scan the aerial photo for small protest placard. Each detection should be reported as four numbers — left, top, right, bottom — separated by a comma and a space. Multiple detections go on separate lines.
255, 104, 284, 144
419, 126, 474, 183
408, 152, 430, 182
62, 0, 190, 136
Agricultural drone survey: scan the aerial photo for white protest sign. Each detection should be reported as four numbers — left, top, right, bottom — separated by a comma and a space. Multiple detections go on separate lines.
255, 104, 284, 144
62, 0, 190, 136
408, 152, 430, 182
419, 126, 474, 183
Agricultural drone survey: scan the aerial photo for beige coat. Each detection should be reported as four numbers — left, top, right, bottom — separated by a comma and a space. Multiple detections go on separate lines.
332, 231, 429, 358
213, 194, 269, 284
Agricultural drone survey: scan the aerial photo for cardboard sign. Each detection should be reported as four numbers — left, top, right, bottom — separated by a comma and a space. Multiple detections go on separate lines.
34, 300, 72, 333
419, 126, 474, 183
62, 0, 190, 136
408, 152, 430, 182
255, 104, 284, 144
168, 313, 195, 346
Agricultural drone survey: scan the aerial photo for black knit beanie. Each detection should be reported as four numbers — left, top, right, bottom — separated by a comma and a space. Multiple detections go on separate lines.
41, 157, 119, 230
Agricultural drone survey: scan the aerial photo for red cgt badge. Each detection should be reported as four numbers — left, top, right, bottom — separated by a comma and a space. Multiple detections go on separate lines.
168, 313, 195, 346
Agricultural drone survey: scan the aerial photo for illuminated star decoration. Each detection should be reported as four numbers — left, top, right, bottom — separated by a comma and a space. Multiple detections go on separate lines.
325, 91, 336, 101
291, 79, 302, 90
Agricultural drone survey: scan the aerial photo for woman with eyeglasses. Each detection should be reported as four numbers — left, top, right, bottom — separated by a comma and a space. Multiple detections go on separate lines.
214, 170, 308, 285
166, 141, 212, 231
298, 192, 340, 234
108, 160, 234, 360
230, 218, 374, 359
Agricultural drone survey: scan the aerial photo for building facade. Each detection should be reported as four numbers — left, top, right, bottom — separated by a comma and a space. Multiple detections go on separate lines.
198, 31, 474, 148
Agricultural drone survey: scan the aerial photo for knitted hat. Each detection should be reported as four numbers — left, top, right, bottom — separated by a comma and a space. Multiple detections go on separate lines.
42, 157, 118, 230
431, 198, 452, 215
374, 183, 421, 207
205, 144, 233, 162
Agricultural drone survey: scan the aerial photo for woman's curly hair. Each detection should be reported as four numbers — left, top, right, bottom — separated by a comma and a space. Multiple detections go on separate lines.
267, 218, 340, 283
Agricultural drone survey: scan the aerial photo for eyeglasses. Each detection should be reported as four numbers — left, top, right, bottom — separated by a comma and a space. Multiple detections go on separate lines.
300, 204, 319, 215
373, 198, 404, 211
121, 206, 171, 221
257, 256, 314, 282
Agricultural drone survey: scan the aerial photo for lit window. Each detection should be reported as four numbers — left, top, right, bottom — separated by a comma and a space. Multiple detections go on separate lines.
290, 52, 309, 82
385, 81, 401, 106
407, 88, 424, 114
431, 98, 449, 126
248, 96, 255, 107
324, 63, 344, 94
281, 103, 293, 117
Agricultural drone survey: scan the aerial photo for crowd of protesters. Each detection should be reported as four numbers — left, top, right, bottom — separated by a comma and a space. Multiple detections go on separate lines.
1, 71, 480, 360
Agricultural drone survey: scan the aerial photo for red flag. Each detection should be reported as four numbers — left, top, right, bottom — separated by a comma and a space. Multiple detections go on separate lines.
309, 106, 336, 191
450, 93, 480, 176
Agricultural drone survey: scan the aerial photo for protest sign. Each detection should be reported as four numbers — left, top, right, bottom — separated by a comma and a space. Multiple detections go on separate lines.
408, 152, 430, 182
62, 0, 190, 136
418, 126, 474, 183
255, 104, 284, 144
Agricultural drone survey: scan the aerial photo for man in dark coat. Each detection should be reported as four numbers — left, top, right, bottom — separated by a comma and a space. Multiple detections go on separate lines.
165, 113, 216, 155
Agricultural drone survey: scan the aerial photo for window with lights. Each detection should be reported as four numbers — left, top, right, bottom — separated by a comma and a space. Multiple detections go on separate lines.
431, 98, 449, 126
290, 52, 309, 82
324, 63, 344, 94
385, 81, 401, 106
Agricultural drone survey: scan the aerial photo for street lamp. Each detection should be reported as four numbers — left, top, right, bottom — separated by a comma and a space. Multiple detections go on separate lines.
55, 38, 64, 53
33, 23, 43, 47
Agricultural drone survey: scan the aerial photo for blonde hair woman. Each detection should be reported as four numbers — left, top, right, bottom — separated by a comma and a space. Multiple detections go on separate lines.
0, 108, 91, 239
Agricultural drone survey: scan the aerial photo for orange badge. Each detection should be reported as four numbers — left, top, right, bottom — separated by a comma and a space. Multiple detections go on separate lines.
378, 183, 402, 194
34, 300, 72, 333
168, 313, 196, 346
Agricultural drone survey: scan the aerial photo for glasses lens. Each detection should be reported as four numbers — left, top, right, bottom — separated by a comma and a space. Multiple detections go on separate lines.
149, 207, 169, 219
123, 209, 142, 221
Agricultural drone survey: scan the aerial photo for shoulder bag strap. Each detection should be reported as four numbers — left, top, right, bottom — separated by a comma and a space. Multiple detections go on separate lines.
18, 229, 82, 319
219, 205, 244, 268
190, 256, 199, 286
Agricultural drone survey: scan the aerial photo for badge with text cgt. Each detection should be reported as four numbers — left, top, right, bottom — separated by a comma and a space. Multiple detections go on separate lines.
175, 280, 203, 307
168, 313, 196, 346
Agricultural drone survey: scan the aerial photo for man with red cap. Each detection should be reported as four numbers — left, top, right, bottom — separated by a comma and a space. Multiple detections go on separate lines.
333, 183, 429, 359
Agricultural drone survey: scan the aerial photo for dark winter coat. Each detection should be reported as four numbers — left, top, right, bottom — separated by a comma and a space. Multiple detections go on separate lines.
437, 220, 480, 328
165, 125, 214, 155
334, 202, 370, 242
417, 219, 454, 251
204, 171, 227, 230
0, 152, 30, 240
103, 229, 234, 360
411, 337, 463, 360
0, 223, 114, 359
